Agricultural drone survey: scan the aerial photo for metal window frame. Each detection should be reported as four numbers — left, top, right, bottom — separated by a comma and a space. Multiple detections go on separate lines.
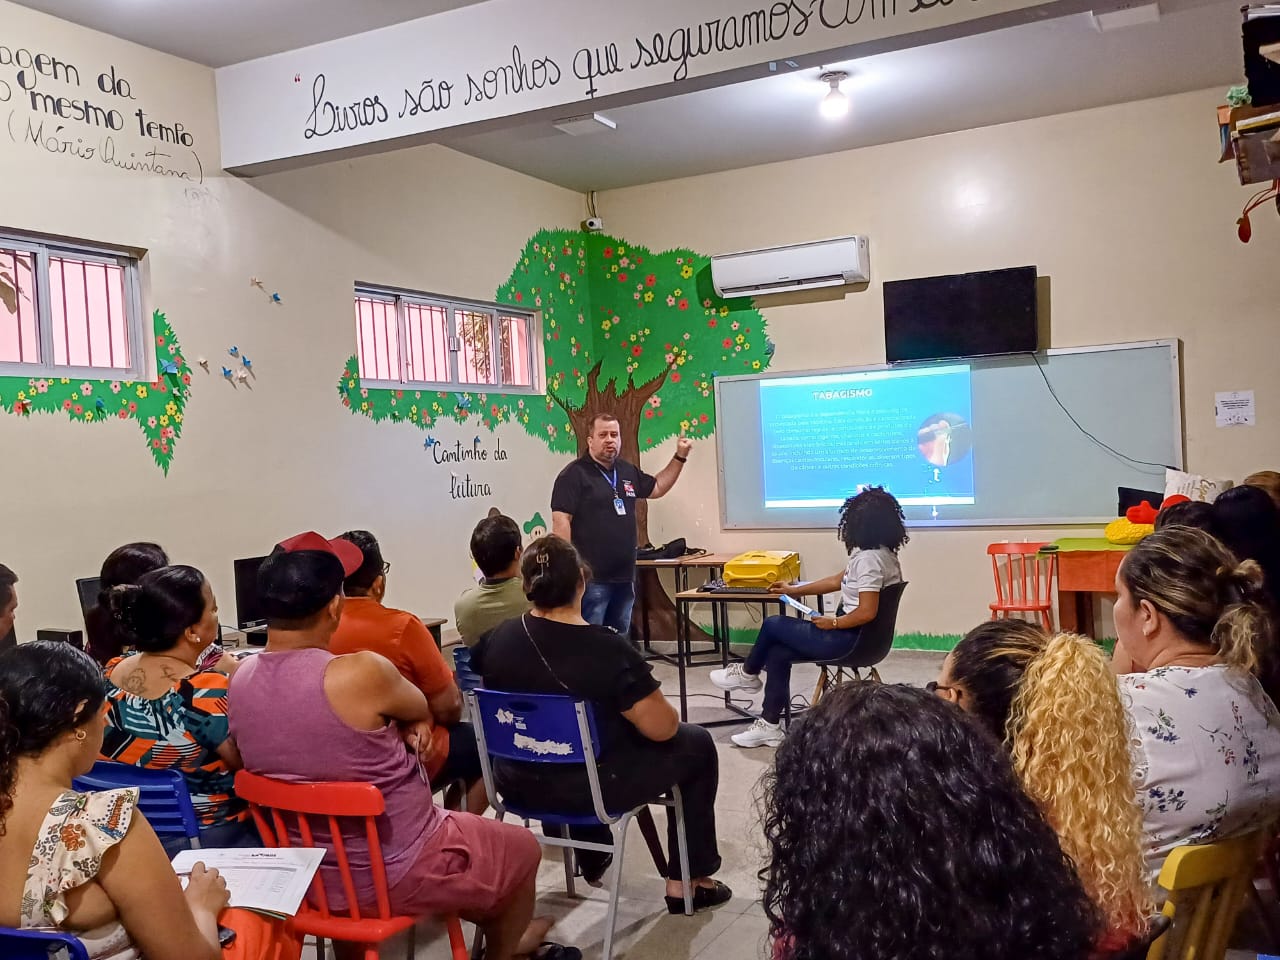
0, 233, 146, 381
354, 284, 541, 395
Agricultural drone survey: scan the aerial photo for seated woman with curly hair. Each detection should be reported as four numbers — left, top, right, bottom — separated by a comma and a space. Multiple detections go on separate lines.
761, 683, 1098, 960
933, 621, 1150, 952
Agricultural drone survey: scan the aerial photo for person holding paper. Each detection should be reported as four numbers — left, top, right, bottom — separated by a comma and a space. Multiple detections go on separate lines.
229, 532, 573, 960
710, 487, 907, 748
0, 640, 299, 960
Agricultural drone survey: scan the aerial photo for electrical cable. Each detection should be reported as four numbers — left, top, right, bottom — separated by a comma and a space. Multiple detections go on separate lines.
1028, 351, 1170, 474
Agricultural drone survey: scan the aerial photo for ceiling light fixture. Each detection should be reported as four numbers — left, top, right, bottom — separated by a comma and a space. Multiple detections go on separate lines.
819, 71, 850, 120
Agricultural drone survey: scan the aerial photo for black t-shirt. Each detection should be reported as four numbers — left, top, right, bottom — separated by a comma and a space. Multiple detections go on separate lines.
550, 454, 657, 582
472, 613, 660, 754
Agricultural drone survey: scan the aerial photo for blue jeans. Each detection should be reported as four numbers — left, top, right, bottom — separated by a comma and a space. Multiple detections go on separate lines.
744, 615, 862, 723
582, 580, 636, 636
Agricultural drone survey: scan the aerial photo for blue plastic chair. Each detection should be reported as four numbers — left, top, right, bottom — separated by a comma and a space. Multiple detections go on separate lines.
72, 761, 202, 849
0, 926, 90, 960
468, 689, 692, 960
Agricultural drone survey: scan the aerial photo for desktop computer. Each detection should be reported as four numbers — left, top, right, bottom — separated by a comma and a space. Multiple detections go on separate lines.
233, 556, 270, 646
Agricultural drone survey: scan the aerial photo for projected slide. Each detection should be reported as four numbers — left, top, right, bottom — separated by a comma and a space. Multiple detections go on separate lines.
759, 365, 975, 509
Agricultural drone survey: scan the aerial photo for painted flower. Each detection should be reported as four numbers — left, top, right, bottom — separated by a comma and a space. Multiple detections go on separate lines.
155, 335, 166, 347
147, 416, 157, 428
110, 382, 121, 394
128, 402, 137, 413
165, 402, 177, 416
603, 247, 614, 258
649, 396, 662, 408
671, 372, 682, 383
174, 413, 183, 423
160, 442, 169, 455
678, 299, 689, 311
665, 353, 676, 364
645, 274, 657, 287
62, 399, 73, 410
703, 299, 713, 308
117, 409, 129, 419
645, 409, 654, 419
84, 411, 94, 421
634, 292, 641, 301
644, 292, 654, 303
666, 295, 676, 307
360, 388, 369, 398
618, 273, 628, 283
35, 380, 48, 393
631, 346, 642, 357
152, 439, 162, 449
736, 334, 746, 345
680, 265, 694, 279
619, 256, 631, 268
73, 404, 83, 415
708, 319, 717, 328
162, 426, 174, 439
182, 373, 191, 385
723, 338, 733, 348
719, 306, 730, 317
136, 385, 148, 399
752, 360, 762, 370
159, 415, 170, 426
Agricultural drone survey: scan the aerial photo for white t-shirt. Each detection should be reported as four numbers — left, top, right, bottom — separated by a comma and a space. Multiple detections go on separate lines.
839, 547, 903, 612
1121, 664, 1280, 882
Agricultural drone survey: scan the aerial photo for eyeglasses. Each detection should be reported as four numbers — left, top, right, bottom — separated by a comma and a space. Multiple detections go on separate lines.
381, 562, 391, 576
926, 681, 963, 701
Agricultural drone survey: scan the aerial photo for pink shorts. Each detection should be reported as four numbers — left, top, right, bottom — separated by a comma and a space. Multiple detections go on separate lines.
388, 810, 541, 917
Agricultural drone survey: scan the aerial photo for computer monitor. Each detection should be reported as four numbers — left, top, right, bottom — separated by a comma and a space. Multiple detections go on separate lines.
233, 556, 269, 631
76, 577, 101, 618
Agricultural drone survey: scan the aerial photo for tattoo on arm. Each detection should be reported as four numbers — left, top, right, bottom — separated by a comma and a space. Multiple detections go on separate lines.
123, 670, 146, 695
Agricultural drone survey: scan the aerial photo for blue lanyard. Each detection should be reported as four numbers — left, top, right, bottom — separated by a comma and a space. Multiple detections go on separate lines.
597, 465, 618, 493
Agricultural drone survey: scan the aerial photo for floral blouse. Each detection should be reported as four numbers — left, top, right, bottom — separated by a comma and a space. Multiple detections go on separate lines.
22, 788, 141, 960
1122, 664, 1280, 882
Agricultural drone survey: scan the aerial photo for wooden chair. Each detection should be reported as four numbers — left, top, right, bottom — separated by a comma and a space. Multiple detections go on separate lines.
1147, 829, 1269, 960
234, 771, 469, 960
987, 542, 1055, 631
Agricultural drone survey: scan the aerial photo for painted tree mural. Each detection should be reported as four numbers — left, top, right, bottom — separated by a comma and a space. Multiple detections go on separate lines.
0, 310, 191, 473
339, 228, 770, 541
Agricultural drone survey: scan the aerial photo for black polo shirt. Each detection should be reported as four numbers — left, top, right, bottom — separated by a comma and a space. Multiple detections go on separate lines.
551, 454, 657, 582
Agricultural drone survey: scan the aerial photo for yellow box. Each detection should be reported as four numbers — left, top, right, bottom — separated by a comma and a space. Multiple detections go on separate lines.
722, 551, 801, 588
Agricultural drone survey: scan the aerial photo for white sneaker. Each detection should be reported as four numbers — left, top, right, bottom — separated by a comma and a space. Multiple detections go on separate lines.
709, 663, 763, 693
731, 718, 785, 749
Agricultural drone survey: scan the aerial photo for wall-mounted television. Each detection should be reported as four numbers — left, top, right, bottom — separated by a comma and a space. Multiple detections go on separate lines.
884, 266, 1038, 363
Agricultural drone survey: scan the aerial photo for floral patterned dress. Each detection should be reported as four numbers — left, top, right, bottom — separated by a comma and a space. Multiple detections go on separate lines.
1122, 664, 1280, 881
21, 788, 141, 960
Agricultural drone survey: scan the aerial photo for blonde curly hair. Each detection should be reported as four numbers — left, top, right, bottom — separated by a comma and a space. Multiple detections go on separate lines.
1008, 633, 1151, 940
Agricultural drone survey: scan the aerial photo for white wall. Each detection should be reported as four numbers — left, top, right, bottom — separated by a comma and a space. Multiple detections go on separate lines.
601, 87, 1280, 636
0, 1, 581, 639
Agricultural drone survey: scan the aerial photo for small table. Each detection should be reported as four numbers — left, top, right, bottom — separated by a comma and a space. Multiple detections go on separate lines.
1048, 539, 1132, 638
671, 587, 826, 727
636, 552, 738, 653
420, 618, 448, 650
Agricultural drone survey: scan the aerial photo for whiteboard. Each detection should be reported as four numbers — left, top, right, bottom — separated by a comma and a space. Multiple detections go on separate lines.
714, 341, 1183, 528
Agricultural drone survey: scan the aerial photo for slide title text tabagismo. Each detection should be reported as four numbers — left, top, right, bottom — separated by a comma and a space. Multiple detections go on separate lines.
812, 389, 874, 400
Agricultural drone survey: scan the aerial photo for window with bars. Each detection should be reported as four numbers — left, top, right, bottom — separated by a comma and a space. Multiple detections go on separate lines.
354, 286, 538, 392
0, 235, 144, 379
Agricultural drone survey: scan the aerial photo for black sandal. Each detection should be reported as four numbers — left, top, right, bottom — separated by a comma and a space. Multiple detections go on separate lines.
531, 942, 582, 960
665, 879, 733, 914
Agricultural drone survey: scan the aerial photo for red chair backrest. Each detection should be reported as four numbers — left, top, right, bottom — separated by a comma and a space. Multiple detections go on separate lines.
987, 542, 1054, 608
234, 770, 393, 923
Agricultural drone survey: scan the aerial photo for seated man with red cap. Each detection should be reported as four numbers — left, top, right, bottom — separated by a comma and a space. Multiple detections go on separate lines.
228, 532, 572, 960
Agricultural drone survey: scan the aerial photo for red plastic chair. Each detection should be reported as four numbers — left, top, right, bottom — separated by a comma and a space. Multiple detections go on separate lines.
234, 771, 469, 960
987, 542, 1056, 631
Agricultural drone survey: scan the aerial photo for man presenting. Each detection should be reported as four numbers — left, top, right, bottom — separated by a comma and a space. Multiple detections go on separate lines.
551, 413, 692, 635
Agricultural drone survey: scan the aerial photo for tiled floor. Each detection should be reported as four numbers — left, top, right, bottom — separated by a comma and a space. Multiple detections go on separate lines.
313, 647, 1277, 959
321, 649, 946, 960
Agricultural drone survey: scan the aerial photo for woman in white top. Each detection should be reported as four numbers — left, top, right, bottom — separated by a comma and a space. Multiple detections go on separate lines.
0, 641, 232, 960
711, 487, 906, 748
1114, 526, 1280, 880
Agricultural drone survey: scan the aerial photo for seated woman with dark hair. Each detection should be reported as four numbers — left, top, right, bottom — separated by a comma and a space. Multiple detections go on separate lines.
102, 565, 253, 850
1115, 526, 1280, 878
84, 542, 169, 666
711, 486, 907, 749
1213, 484, 1280, 611
474, 535, 730, 912
0, 641, 299, 960
761, 682, 1098, 960
934, 620, 1150, 952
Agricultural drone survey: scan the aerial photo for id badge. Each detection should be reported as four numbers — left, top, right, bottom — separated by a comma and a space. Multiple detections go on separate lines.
614, 497, 627, 516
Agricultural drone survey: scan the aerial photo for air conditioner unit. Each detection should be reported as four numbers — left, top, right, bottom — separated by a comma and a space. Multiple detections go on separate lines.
710, 236, 869, 297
